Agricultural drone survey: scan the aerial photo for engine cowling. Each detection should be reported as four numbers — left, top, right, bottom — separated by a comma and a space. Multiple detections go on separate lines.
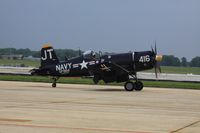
133, 51, 154, 71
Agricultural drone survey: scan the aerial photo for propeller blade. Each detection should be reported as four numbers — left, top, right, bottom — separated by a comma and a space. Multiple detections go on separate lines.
155, 41, 157, 54
155, 65, 158, 78
154, 63, 162, 78
151, 41, 162, 78
151, 45, 154, 53
158, 64, 161, 73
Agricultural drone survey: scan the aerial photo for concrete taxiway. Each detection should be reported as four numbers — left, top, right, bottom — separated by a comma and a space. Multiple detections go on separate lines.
0, 81, 199, 133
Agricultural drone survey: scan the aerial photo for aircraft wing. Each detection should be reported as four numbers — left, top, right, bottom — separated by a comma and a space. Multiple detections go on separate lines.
88, 61, 131, 81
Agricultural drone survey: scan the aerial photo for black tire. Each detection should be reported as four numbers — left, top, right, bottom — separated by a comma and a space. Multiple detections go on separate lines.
134, 81, 143, 91
52, 83, 56, 88
124, 81, 134, 91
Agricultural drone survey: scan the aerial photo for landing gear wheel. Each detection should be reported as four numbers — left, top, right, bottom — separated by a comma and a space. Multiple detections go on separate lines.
52, 83, 56, 88
134, 81, 143, 91
124, 81, 134, 91
51, 77, 59, 88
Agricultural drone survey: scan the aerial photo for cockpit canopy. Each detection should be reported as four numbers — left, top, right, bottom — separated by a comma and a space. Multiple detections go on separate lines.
83, 50, 96, 59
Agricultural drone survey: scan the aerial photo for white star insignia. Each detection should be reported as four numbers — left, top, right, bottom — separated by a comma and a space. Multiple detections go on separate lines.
80, 60, 88, 69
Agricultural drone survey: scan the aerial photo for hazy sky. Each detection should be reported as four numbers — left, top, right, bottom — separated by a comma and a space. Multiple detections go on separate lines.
0, 0, 199, 60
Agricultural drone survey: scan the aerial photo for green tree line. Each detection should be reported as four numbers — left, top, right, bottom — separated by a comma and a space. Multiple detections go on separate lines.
0, 48, 200, 67
160, 55, 200, 67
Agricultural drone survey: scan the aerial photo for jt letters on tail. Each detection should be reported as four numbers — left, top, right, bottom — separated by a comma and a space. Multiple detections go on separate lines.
42, 49, 54, 60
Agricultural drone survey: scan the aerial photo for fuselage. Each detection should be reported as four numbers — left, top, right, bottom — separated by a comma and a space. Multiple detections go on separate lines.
34, 51, 155, 77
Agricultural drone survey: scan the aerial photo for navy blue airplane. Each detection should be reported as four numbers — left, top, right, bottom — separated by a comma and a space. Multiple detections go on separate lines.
30, 44, 162, 91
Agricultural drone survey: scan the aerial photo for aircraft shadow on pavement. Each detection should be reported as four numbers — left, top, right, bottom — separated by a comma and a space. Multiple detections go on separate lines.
24, 85, 51, 88
24, 85, 124, 92
87, 88, 124, 92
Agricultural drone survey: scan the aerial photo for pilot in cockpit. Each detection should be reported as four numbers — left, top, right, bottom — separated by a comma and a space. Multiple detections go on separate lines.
83, 50, 96, 59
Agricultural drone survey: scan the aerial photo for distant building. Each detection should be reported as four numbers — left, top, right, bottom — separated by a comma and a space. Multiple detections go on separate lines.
0, 54, 24, 60
23, 56, 40, 61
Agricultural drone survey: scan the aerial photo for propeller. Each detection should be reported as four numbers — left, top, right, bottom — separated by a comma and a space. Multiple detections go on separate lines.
152, 41, 163, 78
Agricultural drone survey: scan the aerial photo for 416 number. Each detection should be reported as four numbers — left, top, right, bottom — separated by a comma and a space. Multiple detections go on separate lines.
139, 55, 150, 63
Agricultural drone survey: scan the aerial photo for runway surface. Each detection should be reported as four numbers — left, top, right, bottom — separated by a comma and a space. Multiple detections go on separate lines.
0, 81, 199, 133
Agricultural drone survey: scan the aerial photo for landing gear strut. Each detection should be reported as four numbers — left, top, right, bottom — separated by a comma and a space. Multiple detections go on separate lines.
51, 77, 59, 87
124, 73, 143, 91
93, 74, 101, 84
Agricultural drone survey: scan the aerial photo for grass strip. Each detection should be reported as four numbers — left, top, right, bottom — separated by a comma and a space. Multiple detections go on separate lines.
0, 75, 199, 90
145, 66, 200, 75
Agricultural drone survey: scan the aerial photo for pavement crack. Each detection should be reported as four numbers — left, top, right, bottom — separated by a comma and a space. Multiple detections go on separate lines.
170, 120, 200, 133
0, 123, 152, 133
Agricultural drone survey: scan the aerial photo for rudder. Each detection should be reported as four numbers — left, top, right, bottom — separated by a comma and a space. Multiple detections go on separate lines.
41, 44, 59, 67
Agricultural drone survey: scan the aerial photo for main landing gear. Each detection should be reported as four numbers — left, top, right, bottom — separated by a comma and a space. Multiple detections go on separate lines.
51, 77, 59, 87
124, 73, 143, 91
124, 81, 143, 91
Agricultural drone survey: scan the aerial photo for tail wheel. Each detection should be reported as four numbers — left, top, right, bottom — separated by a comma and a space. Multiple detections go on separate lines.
51, 77, 59, 88
124, 81, 134, 91
52, 83, 56, 87
134, 81, 143, 91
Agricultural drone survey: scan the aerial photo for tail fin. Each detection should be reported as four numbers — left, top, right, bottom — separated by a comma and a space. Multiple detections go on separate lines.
41, 44, 59, 67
